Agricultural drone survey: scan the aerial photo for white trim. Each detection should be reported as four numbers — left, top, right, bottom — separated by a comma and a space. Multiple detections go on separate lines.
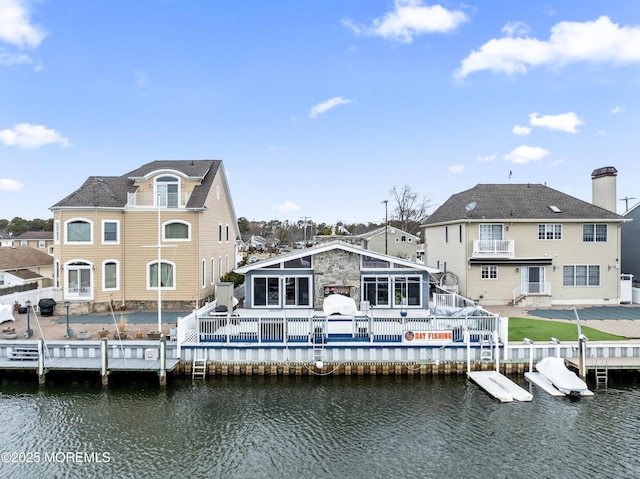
146, 259, 177, 290
102, 259, 120, 291
162, 219, 191, 242
64, 218, 94, 245
101, 219, 120, 245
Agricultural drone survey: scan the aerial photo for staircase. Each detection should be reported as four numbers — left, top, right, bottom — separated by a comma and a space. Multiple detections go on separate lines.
9, 345, 39, 361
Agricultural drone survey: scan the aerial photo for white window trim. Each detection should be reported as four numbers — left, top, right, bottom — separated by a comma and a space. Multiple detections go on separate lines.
146, 259, 177, 291
210, 257, 215, 285
481, 265, 498, 280
64, 218, 94, 245
38, 240, 46, 248
54, 220, 60, 244
162, 220, 191, 242
102, 219, 120, 245
201, 259, 206, 289
102, 259, 120, 291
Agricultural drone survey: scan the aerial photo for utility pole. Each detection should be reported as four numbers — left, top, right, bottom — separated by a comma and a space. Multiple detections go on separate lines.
620, 197, 636, 212
382, 200, 388, 255
300, 216, 311, 244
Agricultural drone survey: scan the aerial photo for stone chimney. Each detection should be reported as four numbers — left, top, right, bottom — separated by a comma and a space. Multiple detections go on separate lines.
591, 166, 617, 213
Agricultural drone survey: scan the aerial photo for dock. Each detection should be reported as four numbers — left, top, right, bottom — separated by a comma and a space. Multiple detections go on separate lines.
565, 356, 640, 371
467, 371, 533, 402
524, 371, 594, 397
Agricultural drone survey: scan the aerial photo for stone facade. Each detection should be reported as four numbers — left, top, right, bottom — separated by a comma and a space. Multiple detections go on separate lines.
312, 249, 362, 309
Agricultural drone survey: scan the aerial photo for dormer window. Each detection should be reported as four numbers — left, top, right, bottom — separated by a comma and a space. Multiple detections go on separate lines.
156, 176, 179, 207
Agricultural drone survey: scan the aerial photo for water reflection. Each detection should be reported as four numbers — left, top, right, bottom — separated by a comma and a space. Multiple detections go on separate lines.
0, 374, 639, 478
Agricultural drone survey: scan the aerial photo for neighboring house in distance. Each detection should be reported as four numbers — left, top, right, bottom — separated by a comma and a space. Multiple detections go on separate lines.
0, 246, 54, 292
14, 231, 54, 254
621, 201, 640, 287
234, 241, 439, 311
50, 160, 240, 312
0, 232, 15, 248
356, 226, 421, 262
422, 167, 628, 307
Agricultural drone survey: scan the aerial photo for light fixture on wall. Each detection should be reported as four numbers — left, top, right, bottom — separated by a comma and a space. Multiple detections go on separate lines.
515, 267, 519, 273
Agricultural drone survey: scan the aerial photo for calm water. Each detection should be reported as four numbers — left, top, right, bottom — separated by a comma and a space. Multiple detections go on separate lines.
1, 373, 640, 479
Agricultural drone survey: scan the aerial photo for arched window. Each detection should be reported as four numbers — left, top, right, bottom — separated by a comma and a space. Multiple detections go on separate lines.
148, 261, 176, 289
164, 221, 190, 240
103, 260, 119, 290
65, 219, 92, 243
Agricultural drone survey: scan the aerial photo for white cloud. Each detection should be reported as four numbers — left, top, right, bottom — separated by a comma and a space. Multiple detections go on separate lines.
449, 164, 464, 174
529, 112, 583, 133
610, 106, 626, 114
512, 125, 531, 135
0, 123, 72, 149
502, 21, 531, 38
0, 0, 45, 48
477, 154, 496, 162
0, 178, 24, 191
309, 96, 353, 119
456, 16, 640, 78
503, 145, 549, 164
343, 0, 468, 44
276, 200, 300, 213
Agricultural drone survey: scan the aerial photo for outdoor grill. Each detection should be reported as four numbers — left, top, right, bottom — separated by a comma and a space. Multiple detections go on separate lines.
38, 298, 57, 317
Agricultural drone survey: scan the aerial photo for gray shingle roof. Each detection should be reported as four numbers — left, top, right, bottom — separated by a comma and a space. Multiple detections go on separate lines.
50, 160, 221, 209
424, 184, 625, 225
0, 246, 53, 270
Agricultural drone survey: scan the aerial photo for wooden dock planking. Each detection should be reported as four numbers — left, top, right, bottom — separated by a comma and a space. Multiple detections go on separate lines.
0, 357, 180, 373
566, 357, 640, 371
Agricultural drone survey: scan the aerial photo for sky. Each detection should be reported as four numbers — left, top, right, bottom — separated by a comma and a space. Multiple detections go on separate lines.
1, 0, 639, 225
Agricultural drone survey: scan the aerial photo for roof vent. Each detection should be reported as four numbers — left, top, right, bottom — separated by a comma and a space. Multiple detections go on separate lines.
549, 205, 561, 213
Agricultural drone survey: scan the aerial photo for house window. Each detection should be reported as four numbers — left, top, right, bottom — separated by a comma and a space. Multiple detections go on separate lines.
218, 257, 223, 279
226, 224, 229, 242
285, 276, 311, 306
563, 265, 600, 287
363, 277, 390, 307
164, 221, 190, 240
54, 221, 60, 244
210, 258, 215, 285
538, 224, 562, 240
103, 261, 118, 290
481, 265, 498, 279
479, 224, 503, 241
66, 219, 92, 243
218, 224, 223, 242
362, 255, 390, 269
55, 261, 60, 289
393, 276, 421, 306
156, 176, 179, 207
445, 226, 448, 243
284, 255, 312, 268
20, 240, 27, 246
226, 255, 229, 275
459, 225, 463, 243
202, 259, 206, 288
38, 240, 46, 248
103, 221, 119, 243
583, 224, 607, 243
66, 261, 92, 298
148, 261, 175, 289
253, 277, 280, 307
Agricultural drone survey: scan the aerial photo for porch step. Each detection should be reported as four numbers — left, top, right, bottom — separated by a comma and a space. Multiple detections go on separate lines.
9, 345, 39, 361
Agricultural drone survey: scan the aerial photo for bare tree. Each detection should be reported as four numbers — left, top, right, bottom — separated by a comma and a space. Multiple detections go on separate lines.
389, 185, 432, 235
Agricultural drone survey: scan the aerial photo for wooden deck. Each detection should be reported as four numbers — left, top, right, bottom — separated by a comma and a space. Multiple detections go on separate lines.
566, 356, 640, 371
0, 357, 181, 373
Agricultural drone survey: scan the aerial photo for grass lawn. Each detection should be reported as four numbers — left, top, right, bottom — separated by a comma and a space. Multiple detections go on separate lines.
508, 317, 626, 342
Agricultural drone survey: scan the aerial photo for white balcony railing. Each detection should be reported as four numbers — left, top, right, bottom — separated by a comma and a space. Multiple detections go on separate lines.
472, 239, 515, 256
126, 192, 191, 209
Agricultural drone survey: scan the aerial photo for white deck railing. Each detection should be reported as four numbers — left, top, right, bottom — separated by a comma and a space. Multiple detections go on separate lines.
473, 239, 515, 256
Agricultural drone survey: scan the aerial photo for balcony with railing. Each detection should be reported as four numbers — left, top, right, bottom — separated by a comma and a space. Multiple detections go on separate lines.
126, 191, 191, 209
472, 239, 515, 257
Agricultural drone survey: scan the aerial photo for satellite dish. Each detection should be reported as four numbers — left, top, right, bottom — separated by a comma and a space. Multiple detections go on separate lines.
465, 201, 477, 212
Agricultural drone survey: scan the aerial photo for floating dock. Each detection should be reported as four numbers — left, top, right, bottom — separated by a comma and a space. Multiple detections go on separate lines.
468, 371, 533, 402
524, 371, 594, 397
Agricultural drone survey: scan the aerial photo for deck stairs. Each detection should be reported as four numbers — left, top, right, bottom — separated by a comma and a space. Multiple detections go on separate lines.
511, 294, 526, 305
593, 352, 608, 387
9, 345, 39, 361
192, 349, 207, 380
